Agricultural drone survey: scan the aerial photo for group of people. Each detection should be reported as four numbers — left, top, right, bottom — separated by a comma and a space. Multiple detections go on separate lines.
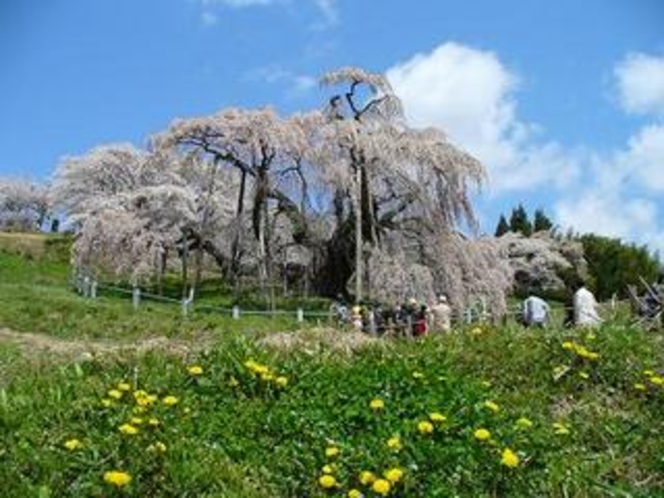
331, 280, 604, 335
520, 281, 602, 328
330, 294, 453, 337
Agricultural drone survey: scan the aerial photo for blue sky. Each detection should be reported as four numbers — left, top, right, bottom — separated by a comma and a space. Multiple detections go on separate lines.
2, 0, 664, 252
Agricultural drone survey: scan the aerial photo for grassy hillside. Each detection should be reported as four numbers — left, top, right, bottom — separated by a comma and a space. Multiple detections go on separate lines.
0, 237, 663, 497
0, 235, 314, 340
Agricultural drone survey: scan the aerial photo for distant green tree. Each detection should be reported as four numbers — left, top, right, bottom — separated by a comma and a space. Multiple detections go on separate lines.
533, 208, 553, 232
580, 234, 661, 300
495, 215, 510, 237
509, 204, 532, 236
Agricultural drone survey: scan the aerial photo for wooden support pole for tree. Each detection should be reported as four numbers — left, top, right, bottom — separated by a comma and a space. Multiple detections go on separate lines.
354, 165, 363, 304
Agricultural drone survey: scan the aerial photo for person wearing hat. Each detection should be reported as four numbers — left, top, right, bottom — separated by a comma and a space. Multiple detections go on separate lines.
429, 294, 452, 333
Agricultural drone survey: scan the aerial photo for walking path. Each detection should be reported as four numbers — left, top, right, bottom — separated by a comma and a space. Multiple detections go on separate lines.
0, 327, 211, 359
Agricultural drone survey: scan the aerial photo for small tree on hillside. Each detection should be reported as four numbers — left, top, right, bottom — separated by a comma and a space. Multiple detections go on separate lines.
533, 208, 553, 233
495, 215, 509, 237
509, 204, 532, 236
0, 178, 50, 232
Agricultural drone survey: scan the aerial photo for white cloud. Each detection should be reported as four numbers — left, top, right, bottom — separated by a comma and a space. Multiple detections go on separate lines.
614, 52, 664, 116
385, 43, 664, 255
622, 124, 664, 192
248, 66, 317, 97
554, 54, 664, 253
196, 0, 338, 28
386, 42, 580, 193
553, 124, 664, 254
556, 193, 658, 240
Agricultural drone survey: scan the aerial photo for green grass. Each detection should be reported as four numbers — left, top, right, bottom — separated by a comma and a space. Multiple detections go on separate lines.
0, 326, 663, 496
0, 243, 324, 340
1, 237, 663, 496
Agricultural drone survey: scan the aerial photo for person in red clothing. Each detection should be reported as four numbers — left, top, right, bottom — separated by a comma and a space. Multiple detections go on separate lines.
413, 303, 429, 337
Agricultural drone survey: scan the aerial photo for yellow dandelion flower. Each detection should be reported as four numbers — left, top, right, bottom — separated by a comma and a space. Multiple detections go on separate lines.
553, 422, 570, 435
348, 489, 364, 498
484, 400, 500, 413
470, 327, 483, 335
384, 467, 404, 484
501, 448, 520, 468
318, 474, 337, 489
64, 439, 84, 451
322, 464, 334, 474
386, 436, 401, 450
634, 383, 647, 391
117, 382, 131, 391
107, 389, 122, 400
130, 417, 144, 425
372, 478, 391, 496
644, 369, 655, 377
650, 376, 664, 386
260, 372, 275, 382
148, 417, 160, 426
188, 365, 204, 376
325, 446, 340, 458
429, 412, 447, 423
275, 376, 289, 387
562, 341, 574, 350
133, 390, 156, 407
474, 428, 491, 441
369, 398, 385, 411
359, 471, 376, 485
101, 399, 113, 408
103, 470, 131, 487
245, 361, 269, 375
162, 395, 179, 406
418, 420, 434, 435
119, 423, 139, 435
515, 417, 533, 429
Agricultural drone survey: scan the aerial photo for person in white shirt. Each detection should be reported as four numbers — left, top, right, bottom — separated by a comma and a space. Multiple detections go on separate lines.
522, 294, 550, 328
573, 283, 602, 327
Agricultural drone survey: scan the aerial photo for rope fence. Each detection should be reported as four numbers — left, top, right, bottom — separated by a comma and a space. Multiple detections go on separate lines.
71, 271, 635, 330
71, 271, 330, 322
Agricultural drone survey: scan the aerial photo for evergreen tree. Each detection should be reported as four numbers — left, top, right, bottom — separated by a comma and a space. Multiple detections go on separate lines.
495, 215, 510, 236
533, 208, 553, 232
509, 204, 532, 236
